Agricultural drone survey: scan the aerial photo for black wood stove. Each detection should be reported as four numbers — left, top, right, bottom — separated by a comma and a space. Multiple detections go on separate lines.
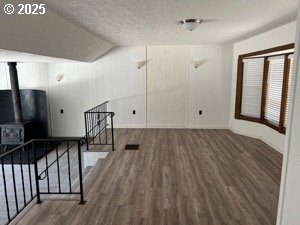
0, 62, 48, 148
0, 122, 34, 145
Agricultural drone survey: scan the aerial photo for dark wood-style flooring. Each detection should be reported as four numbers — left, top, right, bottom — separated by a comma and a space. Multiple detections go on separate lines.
17, 129, 283, 225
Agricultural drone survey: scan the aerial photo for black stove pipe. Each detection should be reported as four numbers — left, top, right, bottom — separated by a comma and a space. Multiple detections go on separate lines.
7, 62, 23, 124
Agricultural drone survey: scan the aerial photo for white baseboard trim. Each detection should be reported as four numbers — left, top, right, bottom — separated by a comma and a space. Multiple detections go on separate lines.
115, 124, 146, 128
187, 125, 229, 129
230, 128, 283, 154
146, 124, 187, 129
114, 124, 229, 129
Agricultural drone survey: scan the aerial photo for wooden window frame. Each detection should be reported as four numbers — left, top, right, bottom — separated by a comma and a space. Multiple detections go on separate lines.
235, 43, 295, 134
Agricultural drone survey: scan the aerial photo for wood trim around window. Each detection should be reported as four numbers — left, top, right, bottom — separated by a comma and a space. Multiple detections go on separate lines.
260, 58, 269, 123
264, 120, 281, 132
235, 43, 294, 134
239, 115, 261, 123
235, 56, 244, 119
239, 43, 295, 58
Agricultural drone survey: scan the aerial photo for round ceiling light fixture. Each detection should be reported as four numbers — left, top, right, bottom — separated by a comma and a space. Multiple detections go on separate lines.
180, 19, 203, 31
180, 18, 217, 31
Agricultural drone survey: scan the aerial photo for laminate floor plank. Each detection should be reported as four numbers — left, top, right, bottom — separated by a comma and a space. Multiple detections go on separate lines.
17, 129, 283, 225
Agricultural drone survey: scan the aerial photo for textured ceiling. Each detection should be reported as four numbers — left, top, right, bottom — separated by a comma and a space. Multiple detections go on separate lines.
0, 49, 76, 63
0, 0, 113, 62
36, 0, 298, 46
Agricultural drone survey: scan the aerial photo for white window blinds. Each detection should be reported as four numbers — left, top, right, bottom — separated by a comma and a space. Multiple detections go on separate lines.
284, 55, 294, 127
241, 58, 264, 118
265, 56, 285, 125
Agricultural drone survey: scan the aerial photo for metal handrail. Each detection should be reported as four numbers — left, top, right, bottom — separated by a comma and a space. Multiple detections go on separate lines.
0, 137, 84, 159
84, 102, 115, 150
38, 141, 77, 178
85, 101, 108, 113
0, 138, 85, 225
0, 140, 33, 159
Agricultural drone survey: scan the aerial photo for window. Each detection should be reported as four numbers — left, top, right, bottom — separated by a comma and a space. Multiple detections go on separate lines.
265, 56, 285, 126
235, 44, 294, 134
241, 58, 264, 118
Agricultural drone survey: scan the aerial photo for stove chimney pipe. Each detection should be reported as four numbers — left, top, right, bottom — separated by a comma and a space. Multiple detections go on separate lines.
7, 62, 23, 124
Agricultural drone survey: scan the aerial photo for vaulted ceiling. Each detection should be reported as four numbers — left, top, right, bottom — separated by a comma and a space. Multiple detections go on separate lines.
0, 0, 113, 62
0, 0, 297, 62
0, 49, 76, 63
37, 0, 298, 46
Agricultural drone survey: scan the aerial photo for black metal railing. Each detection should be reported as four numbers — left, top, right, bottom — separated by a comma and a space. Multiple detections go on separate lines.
0, 138, 84, 225
84, 101, 115, 151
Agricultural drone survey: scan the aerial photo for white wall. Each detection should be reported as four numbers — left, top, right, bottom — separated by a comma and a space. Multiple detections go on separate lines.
188, 45, 232, 128
46, 45, 232, 136
0, 64, 9, 90
147, 46, 188, 128
48, 47, 146, 136
146, 45, 232, 128
0, 63, 49, 90
102, 47, 146, 128
230, 21, 297, 153
277, 6, 300, 224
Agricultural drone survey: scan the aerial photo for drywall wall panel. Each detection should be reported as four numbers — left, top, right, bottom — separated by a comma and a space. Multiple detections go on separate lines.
0, 64, 9, 90
48, 47, 146, 136
48, 63, 91, 137
188, 45, 232, 128
278, 8, 300, 224
49, 44, 232, 134
0, 63, 49, 90
102, 47, 146, 127
147, 46, 188, 127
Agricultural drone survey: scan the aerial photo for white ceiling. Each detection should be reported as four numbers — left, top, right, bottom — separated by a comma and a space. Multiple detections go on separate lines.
37, 0, 298, 46
0, 0, 113, 62
0, 49, 77, 63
